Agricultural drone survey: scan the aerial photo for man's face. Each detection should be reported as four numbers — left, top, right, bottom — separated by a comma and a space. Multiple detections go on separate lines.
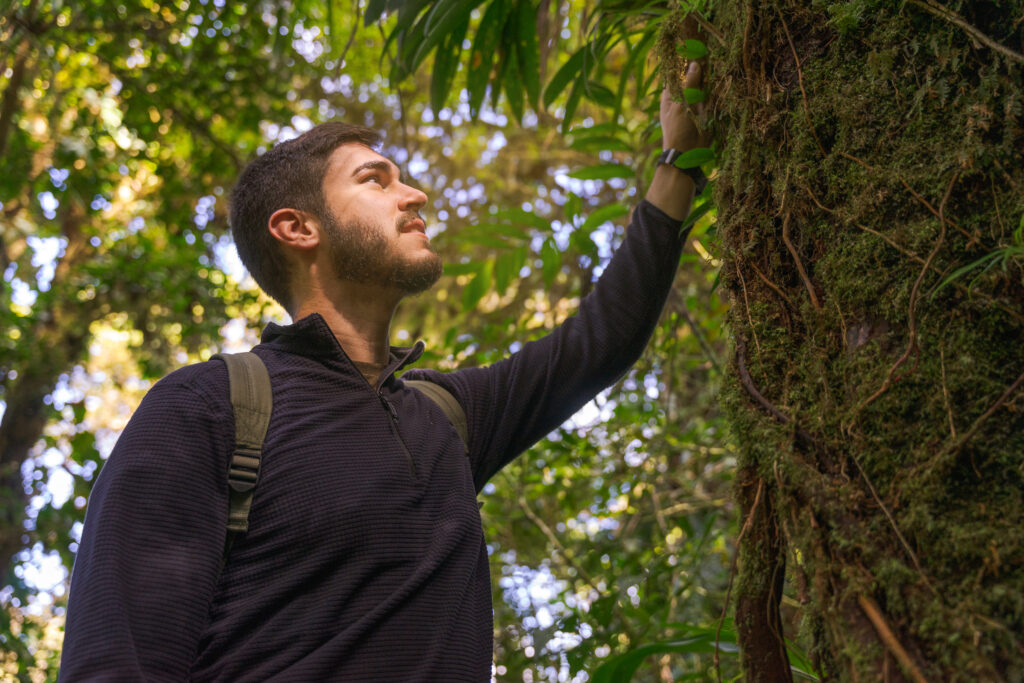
318, 143, 442, 294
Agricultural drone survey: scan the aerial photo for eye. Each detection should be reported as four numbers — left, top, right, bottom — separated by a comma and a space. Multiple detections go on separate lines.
363, 174, 383, 185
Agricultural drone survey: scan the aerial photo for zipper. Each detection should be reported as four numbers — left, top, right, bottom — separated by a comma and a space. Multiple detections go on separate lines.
379, 392, 417, 478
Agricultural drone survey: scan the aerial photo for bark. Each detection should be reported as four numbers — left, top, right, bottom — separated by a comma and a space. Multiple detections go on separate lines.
711, 0, 1024, 680
734, 466, 791, 683
0, 36, 30, 162
0, 0, 42, 161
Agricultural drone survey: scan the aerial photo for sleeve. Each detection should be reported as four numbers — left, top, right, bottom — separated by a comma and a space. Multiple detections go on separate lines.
59, 363, 233, 681
407, 200, 688, 489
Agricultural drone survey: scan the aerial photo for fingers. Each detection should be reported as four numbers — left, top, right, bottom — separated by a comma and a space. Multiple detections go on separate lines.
684, 60, 702, 90
659, 58, 706, 150
683, 60, 706, 118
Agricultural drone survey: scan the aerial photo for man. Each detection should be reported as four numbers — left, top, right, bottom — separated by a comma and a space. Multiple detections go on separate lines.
60, 62, 707, 681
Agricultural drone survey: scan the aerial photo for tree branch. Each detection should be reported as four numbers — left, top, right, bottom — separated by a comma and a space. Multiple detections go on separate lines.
672, 288, 721, 371
781, 210, 822, 311
856, 173, 958, 413
0, 34, 31, 161
945, 369, 1024, 456
908, 0, 1024, 64
516, 495, 639, 644
857, 594, 929, 683
516, 495, 600, 593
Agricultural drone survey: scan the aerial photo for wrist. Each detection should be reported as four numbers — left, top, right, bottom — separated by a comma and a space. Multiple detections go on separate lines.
656, 149, 708, 196
645, 164, 696, 222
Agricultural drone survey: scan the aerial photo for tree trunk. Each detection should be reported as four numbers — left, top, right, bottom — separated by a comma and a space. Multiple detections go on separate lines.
0, 210, 93, 582
714, 1, 1024, 680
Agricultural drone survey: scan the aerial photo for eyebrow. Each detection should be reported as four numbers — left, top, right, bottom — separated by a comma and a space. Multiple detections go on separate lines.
350, 159, 401, 181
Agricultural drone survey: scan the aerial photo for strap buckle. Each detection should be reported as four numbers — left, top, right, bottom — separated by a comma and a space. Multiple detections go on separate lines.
228, 445, 262, 492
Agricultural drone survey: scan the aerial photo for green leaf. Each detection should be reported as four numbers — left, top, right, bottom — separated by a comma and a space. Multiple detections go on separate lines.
931, 245, 1024, 296
430, 17, 469, 113
589, 594, 617, 628
503, 42, 525, 122
568, 163, 633, 180
683, 87, 706, 105
493, 207, 551, 231
543, 46, 586, 107
566, 122, 623, 136
443, 261, 479, 276
584, 80, 617, 108
677, 38, 708, 60
540, 239, 560, 286
364, 0, 393, 26
568, 134, 634, 152
565, 193, 583, 223
682, 198, 716, 232
516, 0, 541, 109
710, 265, 723, 292
470, 221, 531, 242
409, 0, 478, 70
570, 227, 597, 256
490, 39, 509, 110
623, 27, 657, 105
785, 638, 822, 681
581, 202, 629, 231
467, 0, 507, 118
501, 10, 525, 121
672, 147, 715, 169
462, 260, 493, 311
458, 231, 513, 249
591, 634, 740, 683
493, 250, 517, 294
560, 78, 584, 134
381, 0, 434, 72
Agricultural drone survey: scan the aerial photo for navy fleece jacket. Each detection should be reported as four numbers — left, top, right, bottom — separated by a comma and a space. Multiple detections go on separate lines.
60, 200, 687, 681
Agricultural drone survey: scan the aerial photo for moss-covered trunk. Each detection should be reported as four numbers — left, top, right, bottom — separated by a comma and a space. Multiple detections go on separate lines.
712, 1, 1024, 679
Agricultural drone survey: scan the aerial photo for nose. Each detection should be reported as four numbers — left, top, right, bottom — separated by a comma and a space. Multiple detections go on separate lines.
398, 182, 428, 213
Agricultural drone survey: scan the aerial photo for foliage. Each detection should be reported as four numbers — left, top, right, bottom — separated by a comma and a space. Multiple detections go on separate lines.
1, 1, 736, 681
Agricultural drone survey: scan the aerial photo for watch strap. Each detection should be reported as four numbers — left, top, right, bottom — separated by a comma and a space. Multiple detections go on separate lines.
657, 148, 708, 196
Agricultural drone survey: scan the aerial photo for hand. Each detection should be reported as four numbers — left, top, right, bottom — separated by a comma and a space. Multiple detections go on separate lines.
660, 61, 707, 152
646, 61, 708, 220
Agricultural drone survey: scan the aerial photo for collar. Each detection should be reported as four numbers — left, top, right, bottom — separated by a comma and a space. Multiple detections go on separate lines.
259, 313, 425, 381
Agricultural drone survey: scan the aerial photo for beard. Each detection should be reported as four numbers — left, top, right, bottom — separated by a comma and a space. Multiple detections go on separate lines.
321, 209, 443, 295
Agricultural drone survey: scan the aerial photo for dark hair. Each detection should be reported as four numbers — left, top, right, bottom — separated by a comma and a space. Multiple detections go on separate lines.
229, 122, 382, 311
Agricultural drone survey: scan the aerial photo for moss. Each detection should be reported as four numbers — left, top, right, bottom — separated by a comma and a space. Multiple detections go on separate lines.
711, 0, 1024, 678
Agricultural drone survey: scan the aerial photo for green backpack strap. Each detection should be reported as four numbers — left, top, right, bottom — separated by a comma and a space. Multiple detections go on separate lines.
212, 352, 273, 561
404, 379, 469, 455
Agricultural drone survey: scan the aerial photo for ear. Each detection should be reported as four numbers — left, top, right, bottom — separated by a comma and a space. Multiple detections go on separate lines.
268, 208, 321, 251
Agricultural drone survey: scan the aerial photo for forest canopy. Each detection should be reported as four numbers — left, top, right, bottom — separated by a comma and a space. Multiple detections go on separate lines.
2, 0, 1022, 681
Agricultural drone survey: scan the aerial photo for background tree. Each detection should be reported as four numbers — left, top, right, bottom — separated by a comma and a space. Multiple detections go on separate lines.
713, 1, 1023, 679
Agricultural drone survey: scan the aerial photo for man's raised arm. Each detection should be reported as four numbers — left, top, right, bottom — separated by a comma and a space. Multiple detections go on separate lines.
405, 62, 710, 485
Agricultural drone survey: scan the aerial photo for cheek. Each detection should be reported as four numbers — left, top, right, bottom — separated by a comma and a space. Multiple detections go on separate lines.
327, 195, 356, 218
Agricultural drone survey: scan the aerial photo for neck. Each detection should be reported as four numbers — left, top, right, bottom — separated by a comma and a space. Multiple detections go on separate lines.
292, 279, 402, 366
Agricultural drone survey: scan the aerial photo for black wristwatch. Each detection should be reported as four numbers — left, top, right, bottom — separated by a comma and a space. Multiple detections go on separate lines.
657, 148, 708, 196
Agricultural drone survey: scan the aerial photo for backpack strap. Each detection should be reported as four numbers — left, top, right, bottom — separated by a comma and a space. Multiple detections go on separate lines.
404, 379, 469, 455
212, 352, 273, 554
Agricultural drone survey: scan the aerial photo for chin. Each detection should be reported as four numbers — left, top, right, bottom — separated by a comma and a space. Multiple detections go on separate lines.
391, 256, 443, 295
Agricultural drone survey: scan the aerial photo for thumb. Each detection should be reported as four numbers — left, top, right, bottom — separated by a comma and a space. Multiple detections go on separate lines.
683, 60, 706, 117
684, 60, 702, 90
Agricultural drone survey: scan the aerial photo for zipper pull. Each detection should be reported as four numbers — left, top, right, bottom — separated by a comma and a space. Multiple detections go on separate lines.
379, 394, 399, 422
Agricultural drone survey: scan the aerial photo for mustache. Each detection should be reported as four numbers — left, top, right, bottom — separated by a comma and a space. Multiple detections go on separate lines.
396, 212, 424, 232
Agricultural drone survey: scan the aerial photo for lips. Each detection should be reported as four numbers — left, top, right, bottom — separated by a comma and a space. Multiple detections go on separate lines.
398, 215, 426, 234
